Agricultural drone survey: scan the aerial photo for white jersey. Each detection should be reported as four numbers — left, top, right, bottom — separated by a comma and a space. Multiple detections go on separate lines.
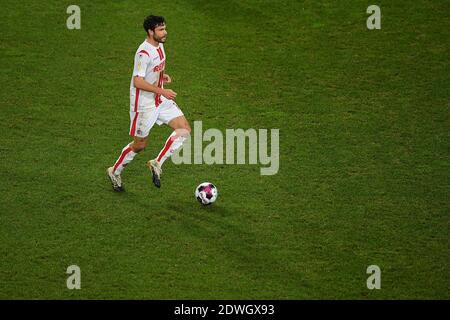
130, 40, 166, 112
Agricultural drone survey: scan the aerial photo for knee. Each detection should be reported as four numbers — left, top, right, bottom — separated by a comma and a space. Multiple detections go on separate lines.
183, 123, 192, 135
131, 141, 146, 153
175, 125, 191, 137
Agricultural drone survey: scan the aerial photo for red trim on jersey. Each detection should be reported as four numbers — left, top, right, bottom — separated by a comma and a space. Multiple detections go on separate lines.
129, 112, 139, 136
113, 147, 133, 172
156, 47, 164, 60
138, 50, 149, 56
157, 134, 179, 162
153, 47, 165, 107
134, 88, 140, 112
155, 72, 163, 107
130, 88, 140, 136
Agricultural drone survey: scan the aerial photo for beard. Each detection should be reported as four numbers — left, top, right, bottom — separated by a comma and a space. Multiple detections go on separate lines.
153, 34, 166, 43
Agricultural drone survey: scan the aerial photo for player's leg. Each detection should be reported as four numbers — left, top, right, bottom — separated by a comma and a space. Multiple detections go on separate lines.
108, 136, 149, 192
147, 100, 190, 188
112, 135, 148, 175
156, 115, 191, 166
107, 111, 154, 191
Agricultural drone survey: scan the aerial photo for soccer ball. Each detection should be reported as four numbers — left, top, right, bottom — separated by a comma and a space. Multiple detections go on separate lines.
195, 182, 218, 205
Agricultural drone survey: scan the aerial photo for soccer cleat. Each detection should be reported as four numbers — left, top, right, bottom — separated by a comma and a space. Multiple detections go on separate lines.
147, 159, 162, 188
107, 167, 124, 192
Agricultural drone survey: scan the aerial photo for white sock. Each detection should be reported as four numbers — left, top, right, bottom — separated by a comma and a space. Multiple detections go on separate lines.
113, 144, 137, 175
156, 131, 187, 166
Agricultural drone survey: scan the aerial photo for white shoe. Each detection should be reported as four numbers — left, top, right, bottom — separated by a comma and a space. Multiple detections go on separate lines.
107, 167, 124, 192
147, 159, 162, 188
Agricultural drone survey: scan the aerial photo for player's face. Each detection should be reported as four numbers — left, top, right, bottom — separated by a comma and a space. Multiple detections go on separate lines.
152, 24, 167, 43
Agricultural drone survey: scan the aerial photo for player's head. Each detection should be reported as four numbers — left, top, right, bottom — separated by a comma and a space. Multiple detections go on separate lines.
143, 15, 167, 43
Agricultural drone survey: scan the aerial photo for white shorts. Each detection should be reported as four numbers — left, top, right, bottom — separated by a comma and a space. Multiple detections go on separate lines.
129, 98, 184, 138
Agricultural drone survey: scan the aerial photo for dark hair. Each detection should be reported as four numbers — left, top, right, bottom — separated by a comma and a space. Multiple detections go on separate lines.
143, 15, 165, 34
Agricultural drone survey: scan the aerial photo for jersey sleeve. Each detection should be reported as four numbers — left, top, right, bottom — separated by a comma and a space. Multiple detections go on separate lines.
132, 50, 151, 77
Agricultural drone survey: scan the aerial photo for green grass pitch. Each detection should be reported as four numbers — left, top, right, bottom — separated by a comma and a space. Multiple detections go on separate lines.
0, 0, 448, 299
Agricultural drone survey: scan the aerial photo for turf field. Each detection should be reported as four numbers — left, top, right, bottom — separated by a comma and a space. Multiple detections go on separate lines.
0, 0, 448, 299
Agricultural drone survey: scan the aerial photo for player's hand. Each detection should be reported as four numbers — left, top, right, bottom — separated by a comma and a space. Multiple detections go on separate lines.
162, 89, 177, 100
163, 74, 172, 84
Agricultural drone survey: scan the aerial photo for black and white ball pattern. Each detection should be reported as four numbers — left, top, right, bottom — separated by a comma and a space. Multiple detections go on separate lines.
195, 182, 218, 205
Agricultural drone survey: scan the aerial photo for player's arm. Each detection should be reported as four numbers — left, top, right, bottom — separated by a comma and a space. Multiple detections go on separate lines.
133, 76, 176, 100
132, 52, 176, 99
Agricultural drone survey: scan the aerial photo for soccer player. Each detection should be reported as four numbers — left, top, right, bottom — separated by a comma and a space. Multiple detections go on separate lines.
107, 15, 191, 191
